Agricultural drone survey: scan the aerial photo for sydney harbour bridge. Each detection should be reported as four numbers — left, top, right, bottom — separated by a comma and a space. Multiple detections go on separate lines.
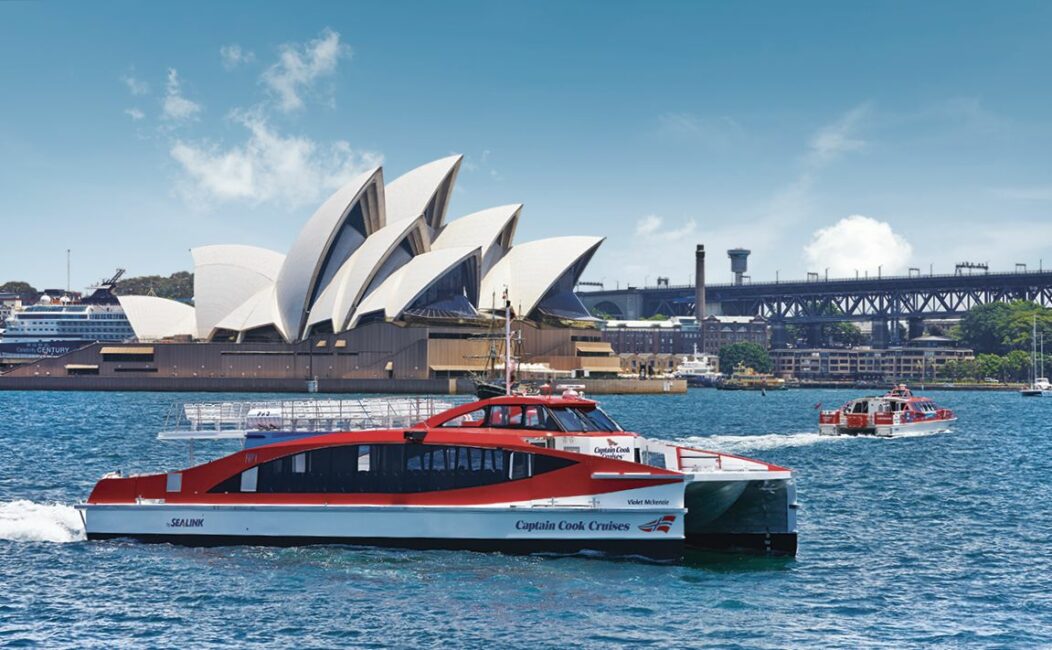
577, 263, 1052, 347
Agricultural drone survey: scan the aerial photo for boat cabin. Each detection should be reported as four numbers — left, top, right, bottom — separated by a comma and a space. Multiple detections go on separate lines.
421, 395, 710, 471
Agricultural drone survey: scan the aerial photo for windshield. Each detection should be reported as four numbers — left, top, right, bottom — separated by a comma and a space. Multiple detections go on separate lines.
575, 407, 623, 432
549, 408, 596, 432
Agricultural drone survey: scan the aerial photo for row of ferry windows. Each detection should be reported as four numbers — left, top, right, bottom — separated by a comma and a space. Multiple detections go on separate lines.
210, 443, 575, 494
440, 404, 623, 433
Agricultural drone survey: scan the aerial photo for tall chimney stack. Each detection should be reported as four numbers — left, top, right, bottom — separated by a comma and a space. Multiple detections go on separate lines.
695, 245, 706, 321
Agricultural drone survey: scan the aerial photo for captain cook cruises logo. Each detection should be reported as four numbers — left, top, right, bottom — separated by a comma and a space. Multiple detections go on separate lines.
638, 515, 676, 533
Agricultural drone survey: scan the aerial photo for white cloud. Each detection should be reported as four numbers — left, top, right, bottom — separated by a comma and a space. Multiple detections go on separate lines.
262, 28, 348, 112
803, 215, 912, 277
634, 214, 696, 241
220, 44, 255, 70
170, 110, 381, 208
124, 107, 145, 121
162, 68, 202, 122
805, 104, 870, 167
656, 113, 746, 149
121, 74, 150, 96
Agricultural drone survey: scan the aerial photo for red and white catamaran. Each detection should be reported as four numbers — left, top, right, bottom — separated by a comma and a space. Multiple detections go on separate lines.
77, 391, 797, 561
819, 385, 956, 437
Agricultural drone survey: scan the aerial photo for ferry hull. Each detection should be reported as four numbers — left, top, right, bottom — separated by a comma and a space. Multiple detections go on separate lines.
684, 478, 797, 556
819, 416, 955, 438
78, 504, 688, 561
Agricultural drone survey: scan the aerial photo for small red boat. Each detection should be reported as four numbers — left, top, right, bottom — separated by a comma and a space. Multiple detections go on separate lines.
819, 385, 956, 437
77, 392, 797, 561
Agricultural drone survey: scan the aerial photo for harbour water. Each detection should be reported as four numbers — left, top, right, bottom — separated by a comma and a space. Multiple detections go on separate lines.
1, 389, 1050, 648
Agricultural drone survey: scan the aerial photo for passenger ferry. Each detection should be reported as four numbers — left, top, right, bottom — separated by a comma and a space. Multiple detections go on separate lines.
0, 270, 134, 359
77, 392, 798, 561
716, 363, 787, 391
819, 385, 956, 437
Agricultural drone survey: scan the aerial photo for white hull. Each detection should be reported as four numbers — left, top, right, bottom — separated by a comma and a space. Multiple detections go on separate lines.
77, 503, 687, 558
820, 416, 955, 438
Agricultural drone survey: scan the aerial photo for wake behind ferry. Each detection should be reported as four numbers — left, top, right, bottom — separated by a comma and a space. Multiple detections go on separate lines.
77, 391, 798, 561
819, 385, 956, 437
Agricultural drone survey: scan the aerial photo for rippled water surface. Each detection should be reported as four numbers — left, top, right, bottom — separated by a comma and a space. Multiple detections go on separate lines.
2, 389, 1050, 648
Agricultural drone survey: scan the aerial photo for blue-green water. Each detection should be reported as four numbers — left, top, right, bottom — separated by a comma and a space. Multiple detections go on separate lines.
1, 389, 1050, 648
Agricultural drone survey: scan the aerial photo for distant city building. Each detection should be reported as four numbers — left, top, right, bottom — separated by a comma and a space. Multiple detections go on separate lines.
700, 315, 768, 355
599, 316, 701, 354
771, 345, 973, 382
599, 315, 768, 356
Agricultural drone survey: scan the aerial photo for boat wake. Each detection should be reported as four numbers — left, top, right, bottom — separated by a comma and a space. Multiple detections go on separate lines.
682, 432, 849, 452
0, 500, 86, 543
685, 427, 948, 453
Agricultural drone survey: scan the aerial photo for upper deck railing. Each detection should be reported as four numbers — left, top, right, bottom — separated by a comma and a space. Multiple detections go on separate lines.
158, 396, 466, 440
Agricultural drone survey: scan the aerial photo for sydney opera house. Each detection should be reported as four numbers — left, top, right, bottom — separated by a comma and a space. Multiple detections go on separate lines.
5, 156, 619, 390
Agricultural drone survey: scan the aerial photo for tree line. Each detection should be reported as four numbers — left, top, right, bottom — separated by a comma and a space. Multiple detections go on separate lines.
1, 272, 194, 303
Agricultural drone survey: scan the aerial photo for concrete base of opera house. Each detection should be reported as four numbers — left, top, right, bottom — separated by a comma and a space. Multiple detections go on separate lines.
0, 321, 686, 394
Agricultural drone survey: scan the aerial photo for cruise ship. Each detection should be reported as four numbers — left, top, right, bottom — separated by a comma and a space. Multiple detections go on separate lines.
0, 270, 135, 359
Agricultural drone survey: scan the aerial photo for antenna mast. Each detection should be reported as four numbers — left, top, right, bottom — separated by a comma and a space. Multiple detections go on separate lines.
503, 287, 512, 396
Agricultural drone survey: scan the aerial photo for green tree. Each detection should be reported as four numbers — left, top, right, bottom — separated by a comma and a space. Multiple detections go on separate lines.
719, 342, 772, 373
958, 302, 1013, 354
958, 301, 1052, 354
115, 271, 194, 302
974, 353, 1004, 381
1002, 349, 1032, 382
0, 281, 37, 294
944, 358, 978, 380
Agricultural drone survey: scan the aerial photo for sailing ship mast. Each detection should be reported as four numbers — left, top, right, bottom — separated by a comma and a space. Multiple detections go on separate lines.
1033, 315, 1038, 386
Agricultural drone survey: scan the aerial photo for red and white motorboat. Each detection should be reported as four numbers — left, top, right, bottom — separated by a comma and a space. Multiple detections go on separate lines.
818, 385, 956, 437
77, 392, 797, 561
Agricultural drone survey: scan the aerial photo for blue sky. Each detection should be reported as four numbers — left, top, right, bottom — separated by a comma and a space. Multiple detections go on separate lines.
2, 1, 1051, 291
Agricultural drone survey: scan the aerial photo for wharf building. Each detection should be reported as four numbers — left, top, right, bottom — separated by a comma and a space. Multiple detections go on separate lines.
599, 315, 768, 356
2, 156, 620, 391
770, 343, 973, 382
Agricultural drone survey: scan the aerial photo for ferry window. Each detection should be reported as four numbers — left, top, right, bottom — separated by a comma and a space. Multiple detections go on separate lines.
549, 408, 596, 432
533, 453, 575, 475
486, 405, 556, 430
487, 405, 518, 427
509, 452, 530, 480
643, 450, 667, 469
240, 466, 258, 492
574, 408, 622, 432
440, 408, 487, 427
211, 443, 576, 494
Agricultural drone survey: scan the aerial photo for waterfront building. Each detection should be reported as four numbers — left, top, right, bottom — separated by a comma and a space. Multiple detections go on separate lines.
771, 344, 974, 382
598, 315, 767, 356
700, 315, 768, 355
599, 316, 702, 355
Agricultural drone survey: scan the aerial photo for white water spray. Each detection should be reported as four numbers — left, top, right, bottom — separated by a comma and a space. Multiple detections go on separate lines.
0, 500, 86, 543
684, 428, 945, 453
